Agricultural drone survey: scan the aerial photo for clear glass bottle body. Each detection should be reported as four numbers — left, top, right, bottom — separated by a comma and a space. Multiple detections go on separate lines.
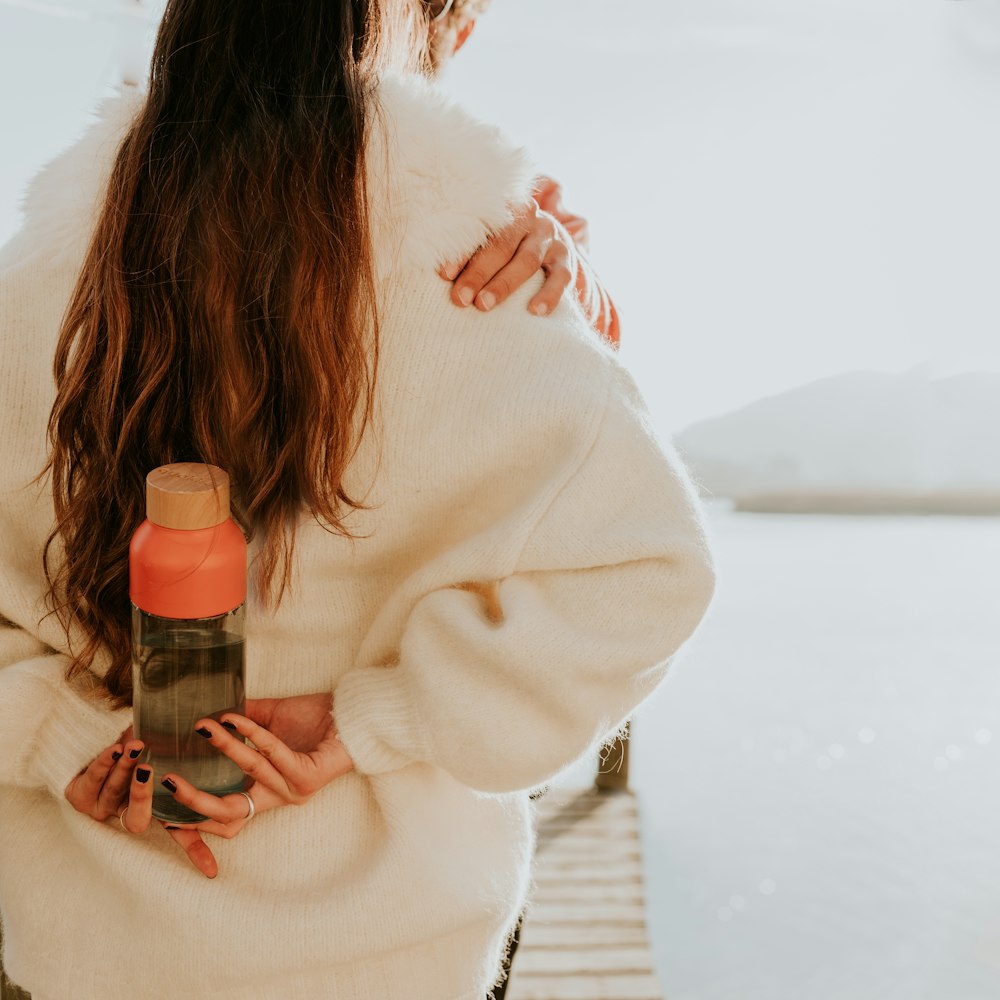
132, 604, 247, 823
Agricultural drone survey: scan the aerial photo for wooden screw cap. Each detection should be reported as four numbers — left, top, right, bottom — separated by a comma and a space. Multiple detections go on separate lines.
146, 463, 230, 530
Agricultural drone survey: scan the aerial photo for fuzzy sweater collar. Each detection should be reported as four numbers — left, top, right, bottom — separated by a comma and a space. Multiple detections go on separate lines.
3, 71, 536, 276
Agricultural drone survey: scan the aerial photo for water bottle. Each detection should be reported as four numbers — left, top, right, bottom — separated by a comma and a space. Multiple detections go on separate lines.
129, 463, 248, 823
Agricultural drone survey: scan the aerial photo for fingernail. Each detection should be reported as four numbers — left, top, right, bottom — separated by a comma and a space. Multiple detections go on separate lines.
442, 263, 459, 280
532, 302, 549, 316
128, 748, 141, 759
164, 825, 180, 831
221, 721, 239, 734
478, 291, 496, 311
162, 777, 177, 793
135, 767, 151, 784
457, 286, 474, 306
196, 727, 212, 739
111, 751, 122, 761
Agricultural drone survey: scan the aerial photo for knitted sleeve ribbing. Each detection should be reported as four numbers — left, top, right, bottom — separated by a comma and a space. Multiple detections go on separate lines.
331, 357, 717, 795
0, 623, 132, 795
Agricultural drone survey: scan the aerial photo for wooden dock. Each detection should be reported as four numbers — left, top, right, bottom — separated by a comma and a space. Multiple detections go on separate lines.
505, 784, 665, 1000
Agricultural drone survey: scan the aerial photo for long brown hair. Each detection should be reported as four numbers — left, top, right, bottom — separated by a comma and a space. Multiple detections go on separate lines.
45, 0, 424, 706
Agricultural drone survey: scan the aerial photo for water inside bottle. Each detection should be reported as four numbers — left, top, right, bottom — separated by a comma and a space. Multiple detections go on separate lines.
133, 629, 246, 823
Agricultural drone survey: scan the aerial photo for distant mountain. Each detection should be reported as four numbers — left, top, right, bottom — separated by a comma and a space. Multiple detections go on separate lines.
674, 368, 1000, 500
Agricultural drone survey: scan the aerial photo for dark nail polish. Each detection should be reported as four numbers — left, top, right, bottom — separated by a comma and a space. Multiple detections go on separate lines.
135, 767, 151, 784
221, 721, 239, 734
111, 751, 122, 761
128, 748, 141, 759
161, 777, 177, 793
196, 727, 212, 739
164, 825, 180, 831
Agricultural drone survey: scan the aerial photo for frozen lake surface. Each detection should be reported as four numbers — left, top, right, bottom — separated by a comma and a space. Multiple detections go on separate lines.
612, 506, 1000, 999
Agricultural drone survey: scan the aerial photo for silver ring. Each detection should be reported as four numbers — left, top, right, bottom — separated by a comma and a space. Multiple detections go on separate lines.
118, 806, 129, 832
238, 791, 255, 820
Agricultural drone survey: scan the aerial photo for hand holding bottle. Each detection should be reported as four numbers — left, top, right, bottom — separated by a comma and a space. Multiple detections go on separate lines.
63, 727, 219, 876
167, 692, 353, 815
159, 693, 354, 875
64, 733, 155, 832
66, 694, 354, 878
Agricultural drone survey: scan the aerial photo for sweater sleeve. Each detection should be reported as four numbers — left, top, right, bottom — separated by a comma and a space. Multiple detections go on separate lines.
0, 620, 132, 796
331, 358, 717, 795
0, 251, 134, 800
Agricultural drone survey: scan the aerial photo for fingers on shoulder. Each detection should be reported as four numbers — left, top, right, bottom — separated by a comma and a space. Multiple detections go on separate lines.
450, 212, 533, 307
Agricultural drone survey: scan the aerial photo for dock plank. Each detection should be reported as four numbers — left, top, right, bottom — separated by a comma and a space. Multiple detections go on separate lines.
529, 882, 645, 904
513, 947, 658, 976
527, 902, 651, 925
505, 972, 664, 1000
519, 925, 653, 949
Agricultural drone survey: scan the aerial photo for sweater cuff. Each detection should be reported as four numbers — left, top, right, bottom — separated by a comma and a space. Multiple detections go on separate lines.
331, 665, 432, 777
29, 668, 132, 796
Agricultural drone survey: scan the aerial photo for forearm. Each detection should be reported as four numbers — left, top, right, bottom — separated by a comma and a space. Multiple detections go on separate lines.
333, 553, 710, 794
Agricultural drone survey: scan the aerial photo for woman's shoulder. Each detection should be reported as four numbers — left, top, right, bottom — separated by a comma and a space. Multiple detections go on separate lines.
375, 265, 625, 505
0, 87, 143, 275
367, 71, 536, 280
366, 73, 625, 457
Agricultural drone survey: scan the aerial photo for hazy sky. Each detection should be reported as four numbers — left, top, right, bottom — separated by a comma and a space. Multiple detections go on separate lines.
2, 0, 998, 431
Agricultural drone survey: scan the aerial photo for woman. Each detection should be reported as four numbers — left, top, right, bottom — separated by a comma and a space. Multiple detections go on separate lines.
0, 2, 716, 998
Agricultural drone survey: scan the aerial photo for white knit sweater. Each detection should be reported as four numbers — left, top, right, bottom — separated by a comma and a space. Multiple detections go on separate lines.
0, 72, 716, 1000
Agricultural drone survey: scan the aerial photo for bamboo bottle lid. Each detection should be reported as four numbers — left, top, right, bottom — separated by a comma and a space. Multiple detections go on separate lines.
146, 463, 230, 530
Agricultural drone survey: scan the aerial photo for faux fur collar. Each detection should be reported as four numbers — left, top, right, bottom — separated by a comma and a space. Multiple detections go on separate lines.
1, 72, 536, 277
369, 72, 536, 274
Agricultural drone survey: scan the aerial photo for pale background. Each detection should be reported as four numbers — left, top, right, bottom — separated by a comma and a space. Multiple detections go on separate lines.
2, 2, 998, 998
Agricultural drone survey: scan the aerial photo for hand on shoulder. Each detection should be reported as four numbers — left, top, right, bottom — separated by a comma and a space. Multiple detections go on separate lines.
437, 175, 620, 349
